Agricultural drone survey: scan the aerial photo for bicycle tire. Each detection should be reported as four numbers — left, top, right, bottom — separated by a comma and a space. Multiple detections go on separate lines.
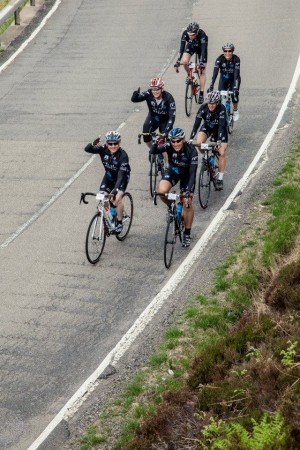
185, 80, 193, 117
198, 165, 211, 209
164, 215, 176, 269
115, 192, 134, 241
85, 212, 106, 264
149, 155, 158, 198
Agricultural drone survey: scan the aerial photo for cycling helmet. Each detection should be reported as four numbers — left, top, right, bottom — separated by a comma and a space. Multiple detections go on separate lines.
187, 21, 199, 33
207, 90, 220, 104
168, 128, 185, 140
105, 130, 121, 142
149, 77, 164, 90
222, 42, 235, 51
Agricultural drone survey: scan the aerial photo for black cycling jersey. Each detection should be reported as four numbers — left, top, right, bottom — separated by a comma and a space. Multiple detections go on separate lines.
131, 89, 176, 130
210, 54, 241, 90
150, 141, 198, 192
84, 143, 131, 191
190, 103, 228, 142
178, 29, 208, 63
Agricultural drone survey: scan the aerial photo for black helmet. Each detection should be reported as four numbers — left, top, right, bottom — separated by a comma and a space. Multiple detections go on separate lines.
187, 21, 199, 33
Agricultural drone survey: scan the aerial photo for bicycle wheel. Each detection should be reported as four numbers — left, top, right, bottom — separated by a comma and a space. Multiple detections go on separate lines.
164, 215, 176, 269
115, 192, 134, 241
149, 155, 158, 198
228, 102, 234, 134
185, 80, 193, 117
85, 212, 106, 264
198, 165, 211, 209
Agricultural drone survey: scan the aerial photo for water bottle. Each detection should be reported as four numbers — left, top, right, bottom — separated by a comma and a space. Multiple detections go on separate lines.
226, 100, 230, 114
176, 202, 183, 219
104, 203, 113, 222
110, 206, 116, 219
209, 154, 215, 166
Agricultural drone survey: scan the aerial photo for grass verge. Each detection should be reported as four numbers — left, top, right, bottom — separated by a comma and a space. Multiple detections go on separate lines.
72, 136, 300, 449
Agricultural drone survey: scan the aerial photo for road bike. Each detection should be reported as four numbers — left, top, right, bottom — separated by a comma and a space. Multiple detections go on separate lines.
154, 190, 189, 269
220, 89, 234, 134
138, 131, 166, 198
194, 142, 220, 209
80, 191, 133, 264
175, 56, 204, 117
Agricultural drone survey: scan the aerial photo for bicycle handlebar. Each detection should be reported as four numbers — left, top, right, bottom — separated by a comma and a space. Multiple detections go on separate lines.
80, 191, 117, 205
153, 191, 192, 207
138, 131, 166, 144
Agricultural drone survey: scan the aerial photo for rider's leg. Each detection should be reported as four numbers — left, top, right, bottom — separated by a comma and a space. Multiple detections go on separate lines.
180, 52, 192, 75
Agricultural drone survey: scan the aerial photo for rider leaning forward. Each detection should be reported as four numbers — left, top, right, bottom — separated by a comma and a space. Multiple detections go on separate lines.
150, 127, 198, 248
190, 91, 228, 191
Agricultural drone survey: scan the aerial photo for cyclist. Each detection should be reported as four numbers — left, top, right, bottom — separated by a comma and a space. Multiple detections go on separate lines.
131, 77, 176, 149
174, 21, 208, 104
208, 43, 241, 121
150, 128, 198, 248
84, 131, 130, 234
189, 91, 228, 190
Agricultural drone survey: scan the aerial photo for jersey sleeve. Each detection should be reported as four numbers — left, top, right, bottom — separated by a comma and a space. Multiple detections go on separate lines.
233, 56, 241, 89
199, 32, 208, 64
210, 57, 221, 86
84, 143, 105, 154
131, 89, 150, 103
115, 152, 130, 189
190, 106, 204, 139
186, 146, 198, 192
178, 31, 187, 60
165, 93, 176, 133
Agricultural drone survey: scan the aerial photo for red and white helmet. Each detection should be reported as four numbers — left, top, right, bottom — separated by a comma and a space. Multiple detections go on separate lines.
149, 77, 164, 90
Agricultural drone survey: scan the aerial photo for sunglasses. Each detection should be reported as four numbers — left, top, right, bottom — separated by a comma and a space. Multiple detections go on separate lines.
171, 139, 182, 144
151, 87, 162, 91
107, 142, 119, 146
224, 50, 233, 53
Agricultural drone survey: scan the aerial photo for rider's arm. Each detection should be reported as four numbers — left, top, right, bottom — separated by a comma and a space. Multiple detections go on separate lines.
186, 147, 198, 192
114, 153, 130, 190
165, 92, 176, 133
177, 30, 188, 61
233, 55, 241, 90
210, 57, 221, 88
84, 142, 105, 154
131, 89, 150, 103
218, 105, 228, 142
199, 31, 208, 64
190, 106, 204, 139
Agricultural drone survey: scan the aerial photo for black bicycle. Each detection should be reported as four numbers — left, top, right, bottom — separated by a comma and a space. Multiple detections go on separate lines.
154, 191, 189, 269
138, 131, 166, 198
80, 191, 133, 264
220, 89, 234, 134
194, 142, 220, 209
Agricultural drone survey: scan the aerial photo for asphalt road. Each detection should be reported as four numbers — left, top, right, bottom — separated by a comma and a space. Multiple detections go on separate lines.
0, 1, 299, 449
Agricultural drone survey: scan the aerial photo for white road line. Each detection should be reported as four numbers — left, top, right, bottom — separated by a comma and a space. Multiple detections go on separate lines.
0, 0, 61, 75
27, 54, 300, 450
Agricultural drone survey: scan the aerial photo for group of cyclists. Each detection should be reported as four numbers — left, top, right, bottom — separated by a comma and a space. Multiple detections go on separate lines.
84, 21, 241, 249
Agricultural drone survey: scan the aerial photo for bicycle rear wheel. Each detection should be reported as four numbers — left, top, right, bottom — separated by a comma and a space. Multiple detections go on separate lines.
185, 80, 193, 117
149, 155, 158, 198
164, 215, 176, 269
85, 212, 106, 264
198, 165, 211, 209
115, 192, 134, 241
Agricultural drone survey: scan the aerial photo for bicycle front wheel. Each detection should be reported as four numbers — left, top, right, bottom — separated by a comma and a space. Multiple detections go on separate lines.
149, 155, 158, 198
115, 192, 134, 241
185, 80, 193, 117
85, 212, 106, 264
164, 216, 176, 269
198, 165, 211, 209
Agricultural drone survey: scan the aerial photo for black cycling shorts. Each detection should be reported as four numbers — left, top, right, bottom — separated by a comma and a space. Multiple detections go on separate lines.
99, 173, 129, 193
218, 76, 241, 102
161, 167, 195, 193
199, 124, 228, 144
143, 114, 169, 143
